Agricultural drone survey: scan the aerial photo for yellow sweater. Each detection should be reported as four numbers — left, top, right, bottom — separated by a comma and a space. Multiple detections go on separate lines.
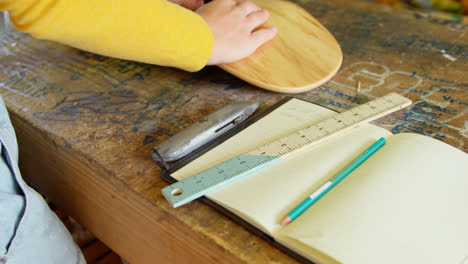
0, 0, 214, 72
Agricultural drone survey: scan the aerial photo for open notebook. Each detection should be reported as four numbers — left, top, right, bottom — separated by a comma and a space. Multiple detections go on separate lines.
170, 98, 468, 264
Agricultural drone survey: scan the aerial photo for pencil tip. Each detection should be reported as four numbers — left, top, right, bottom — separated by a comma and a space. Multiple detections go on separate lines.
280, 216, 291, 226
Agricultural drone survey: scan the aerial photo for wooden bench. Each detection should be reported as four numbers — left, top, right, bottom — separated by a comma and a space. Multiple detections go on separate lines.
0, 1, 466, 263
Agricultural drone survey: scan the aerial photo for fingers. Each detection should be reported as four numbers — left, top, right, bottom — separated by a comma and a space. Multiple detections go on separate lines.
236, 0, 261, 16
198, 0, 277, 65
242, 3, 276, 51
246, 9, 269, 31
250, 27, 277, 47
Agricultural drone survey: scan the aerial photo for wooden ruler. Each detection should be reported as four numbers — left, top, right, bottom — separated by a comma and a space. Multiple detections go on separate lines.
162, 93, 412, 207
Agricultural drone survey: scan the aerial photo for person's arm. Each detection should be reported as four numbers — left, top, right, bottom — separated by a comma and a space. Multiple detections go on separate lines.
0, 0, 276, 72
1, 0, 214, 71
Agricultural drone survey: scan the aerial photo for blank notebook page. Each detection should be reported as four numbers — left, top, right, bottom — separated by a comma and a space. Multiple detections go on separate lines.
276, 133, 468, 264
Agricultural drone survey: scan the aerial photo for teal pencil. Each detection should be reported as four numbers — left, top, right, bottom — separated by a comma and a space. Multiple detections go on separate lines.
280, 137, 386, 226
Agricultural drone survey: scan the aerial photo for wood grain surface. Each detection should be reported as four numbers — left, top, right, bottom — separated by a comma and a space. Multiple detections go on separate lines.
0, 0, 467, 263
219, 0, 343, 93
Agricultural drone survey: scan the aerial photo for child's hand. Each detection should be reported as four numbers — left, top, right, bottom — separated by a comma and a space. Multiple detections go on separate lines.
168, 0, 204, 10
196, 0, 277, 65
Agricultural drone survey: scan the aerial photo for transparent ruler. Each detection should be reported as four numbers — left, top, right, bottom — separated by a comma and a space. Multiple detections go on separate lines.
162, 93, 412, 207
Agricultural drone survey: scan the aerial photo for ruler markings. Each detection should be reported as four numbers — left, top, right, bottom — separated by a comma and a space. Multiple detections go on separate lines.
162, 93, 412, 207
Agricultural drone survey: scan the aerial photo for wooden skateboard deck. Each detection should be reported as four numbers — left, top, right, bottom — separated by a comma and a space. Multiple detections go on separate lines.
219, 0, 343, 93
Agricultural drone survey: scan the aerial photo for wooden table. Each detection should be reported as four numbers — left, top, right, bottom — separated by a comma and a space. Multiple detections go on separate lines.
1, 0, 467, 263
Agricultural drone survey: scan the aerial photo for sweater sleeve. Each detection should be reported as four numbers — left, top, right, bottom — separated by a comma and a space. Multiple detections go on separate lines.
0, 0, 214, 72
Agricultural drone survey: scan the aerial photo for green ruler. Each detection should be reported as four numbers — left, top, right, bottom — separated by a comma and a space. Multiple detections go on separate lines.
162, 93, 412, 207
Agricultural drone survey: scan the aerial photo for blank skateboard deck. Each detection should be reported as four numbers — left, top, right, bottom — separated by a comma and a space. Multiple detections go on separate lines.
219, 0, 343, 94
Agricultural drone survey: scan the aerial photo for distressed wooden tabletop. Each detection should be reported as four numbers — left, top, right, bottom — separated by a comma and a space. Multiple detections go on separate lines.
0, 0, 467, 263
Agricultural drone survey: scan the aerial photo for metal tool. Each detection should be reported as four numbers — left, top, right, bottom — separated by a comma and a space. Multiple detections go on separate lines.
151, 102, 258, 163
162, 93, 412, 208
